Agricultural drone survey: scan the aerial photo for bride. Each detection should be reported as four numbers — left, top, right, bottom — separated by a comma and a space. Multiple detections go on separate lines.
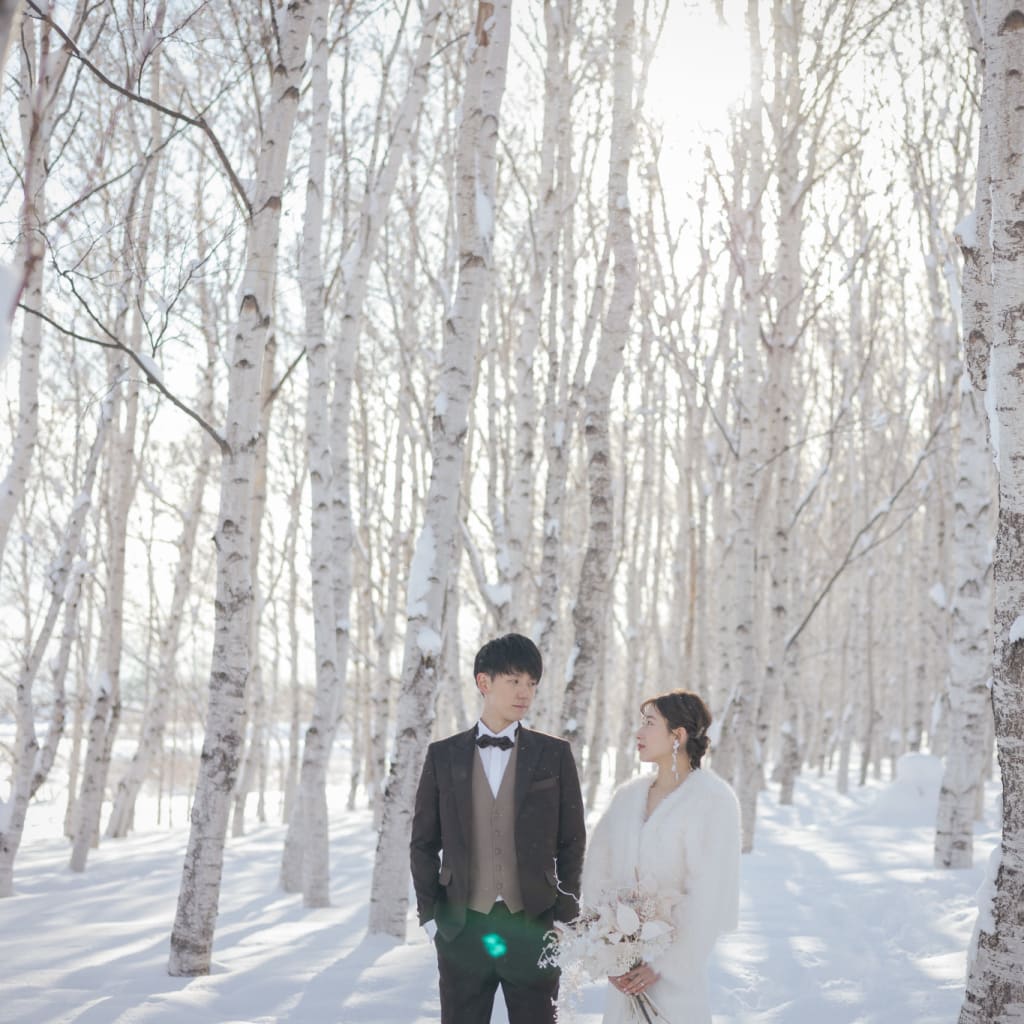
581, 690, 741, 1024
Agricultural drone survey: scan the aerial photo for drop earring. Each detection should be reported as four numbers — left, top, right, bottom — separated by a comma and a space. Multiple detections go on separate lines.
671, 737, 680, 781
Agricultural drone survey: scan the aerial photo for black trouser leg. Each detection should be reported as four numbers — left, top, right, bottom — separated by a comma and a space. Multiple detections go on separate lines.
436, 905, 559, 1024
436, 911, 500, 1024
490, 904, 560, 1024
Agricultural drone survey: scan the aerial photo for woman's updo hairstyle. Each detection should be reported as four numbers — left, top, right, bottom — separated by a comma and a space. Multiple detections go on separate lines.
641, 690, 712, 769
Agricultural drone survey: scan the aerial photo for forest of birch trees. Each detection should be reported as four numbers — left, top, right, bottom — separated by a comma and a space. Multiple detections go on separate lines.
1, 0, 1023, 1018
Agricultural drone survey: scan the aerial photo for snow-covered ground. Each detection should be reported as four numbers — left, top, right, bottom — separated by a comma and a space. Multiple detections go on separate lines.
0, 753, 995, 1024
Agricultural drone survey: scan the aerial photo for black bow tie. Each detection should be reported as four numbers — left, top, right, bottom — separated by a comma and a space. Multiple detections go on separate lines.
477, 734, 514, 750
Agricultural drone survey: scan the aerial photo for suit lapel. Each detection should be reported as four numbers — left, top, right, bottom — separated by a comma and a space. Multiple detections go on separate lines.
514, 726, 542, 819
450, 726, 477, 842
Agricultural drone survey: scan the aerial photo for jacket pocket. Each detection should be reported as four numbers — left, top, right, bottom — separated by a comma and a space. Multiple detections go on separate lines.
528, 776, 558, 792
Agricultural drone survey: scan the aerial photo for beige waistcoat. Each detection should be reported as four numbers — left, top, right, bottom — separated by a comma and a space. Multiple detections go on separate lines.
468, 744, 524, 913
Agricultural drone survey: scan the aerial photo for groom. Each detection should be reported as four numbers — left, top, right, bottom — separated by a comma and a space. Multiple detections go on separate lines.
410, 633, 586, 1023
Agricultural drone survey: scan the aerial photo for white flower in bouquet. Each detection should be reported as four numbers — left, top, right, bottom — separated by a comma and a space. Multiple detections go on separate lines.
539, 884, 678, 1023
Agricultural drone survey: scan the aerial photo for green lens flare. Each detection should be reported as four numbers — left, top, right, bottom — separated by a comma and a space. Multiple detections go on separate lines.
482, 932, 508, 958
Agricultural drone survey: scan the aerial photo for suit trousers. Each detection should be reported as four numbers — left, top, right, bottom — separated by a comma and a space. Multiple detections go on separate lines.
435, 902, 559, 1024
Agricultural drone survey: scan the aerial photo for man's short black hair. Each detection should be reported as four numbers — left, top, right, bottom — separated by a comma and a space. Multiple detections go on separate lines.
473, 633, 543, 682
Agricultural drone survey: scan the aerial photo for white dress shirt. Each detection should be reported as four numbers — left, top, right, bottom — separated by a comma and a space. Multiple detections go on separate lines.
476, 720, 518, 797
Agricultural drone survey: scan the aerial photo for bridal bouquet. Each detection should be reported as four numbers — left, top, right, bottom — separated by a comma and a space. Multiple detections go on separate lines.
539, 884, 677, 1023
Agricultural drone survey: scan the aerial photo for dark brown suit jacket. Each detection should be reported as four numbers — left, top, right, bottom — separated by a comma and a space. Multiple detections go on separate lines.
409, 726, 586, 941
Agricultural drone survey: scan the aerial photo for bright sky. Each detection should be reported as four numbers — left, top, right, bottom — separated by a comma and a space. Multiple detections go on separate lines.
646, 1, 749, 211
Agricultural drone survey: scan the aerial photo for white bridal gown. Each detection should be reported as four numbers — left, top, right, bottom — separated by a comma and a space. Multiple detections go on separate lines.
580, 767, 741, 1024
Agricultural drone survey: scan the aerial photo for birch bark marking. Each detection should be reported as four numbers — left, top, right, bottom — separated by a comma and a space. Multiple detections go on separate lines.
168, 0, 319, 976
368, 0, 512, 939
959, 4, 1024, 1018
561, 0, 637, 766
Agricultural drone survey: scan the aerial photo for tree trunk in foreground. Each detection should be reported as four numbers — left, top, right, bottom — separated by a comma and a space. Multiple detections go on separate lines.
959, 3, 1024, 1018
281, 0, 335, 904
935, 387, 992, 868
168, 0, 319, 976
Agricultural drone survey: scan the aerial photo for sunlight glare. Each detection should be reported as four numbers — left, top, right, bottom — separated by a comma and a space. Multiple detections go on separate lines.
647, 3, 749, 181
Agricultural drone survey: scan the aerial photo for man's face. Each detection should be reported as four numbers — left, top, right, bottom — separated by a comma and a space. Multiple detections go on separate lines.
477, 670, 538, 730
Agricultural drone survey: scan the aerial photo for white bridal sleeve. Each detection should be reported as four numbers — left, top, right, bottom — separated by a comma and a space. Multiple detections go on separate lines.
650, 785, 741, 973
581, 800, 616, 905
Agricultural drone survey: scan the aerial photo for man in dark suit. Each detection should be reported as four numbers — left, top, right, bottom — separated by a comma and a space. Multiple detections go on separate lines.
410, 633, 586, 1024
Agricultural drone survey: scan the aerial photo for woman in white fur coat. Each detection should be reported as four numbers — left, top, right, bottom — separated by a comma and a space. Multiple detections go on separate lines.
581, 690, 741, 1024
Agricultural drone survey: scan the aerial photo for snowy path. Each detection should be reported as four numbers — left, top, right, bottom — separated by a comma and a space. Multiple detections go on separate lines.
0, 757, 994, 1023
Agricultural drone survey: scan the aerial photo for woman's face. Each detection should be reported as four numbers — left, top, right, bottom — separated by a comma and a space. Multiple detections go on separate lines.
636, 703, 684, 763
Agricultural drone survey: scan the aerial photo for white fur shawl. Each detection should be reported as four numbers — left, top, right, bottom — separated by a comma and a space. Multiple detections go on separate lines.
581, 767, 741, 973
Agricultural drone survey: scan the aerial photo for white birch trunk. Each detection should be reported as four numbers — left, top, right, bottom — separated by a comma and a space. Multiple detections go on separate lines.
282, 502, 302, 825
230, 324, 276, 837
760, 0, 805, 809
0, 7, 76, 567
68, 360, 138, 870
368, 0, 512, 938
716, 0, 766, 853
533, 0, 580, 674
934, 395, 992, 868
64, 525, 93, 838
281, 0, 334, 902
368, 207, 419, 827
616, 332, 656, 786
30, 542, 88, 800
936, 8, 993, 868
0, 0, 23, 85
168, 0, 317, 975
502, 0, 566, 630
959, 4, 1024, 1016
561, 0, 637, 766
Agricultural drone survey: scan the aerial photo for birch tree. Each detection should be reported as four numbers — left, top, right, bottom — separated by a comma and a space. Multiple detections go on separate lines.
561, 0, 638, 765
934, 3, 992, 870
168, 0, 321, 976
0, 0, 25, 350
959, 2, 1024, 1017
368, 0, 512, 939
0, 3, 82, 570
713, 0, 766, 853
0, 0, 22, 80
279, 0, 333, 901
533, 0, 583, 675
